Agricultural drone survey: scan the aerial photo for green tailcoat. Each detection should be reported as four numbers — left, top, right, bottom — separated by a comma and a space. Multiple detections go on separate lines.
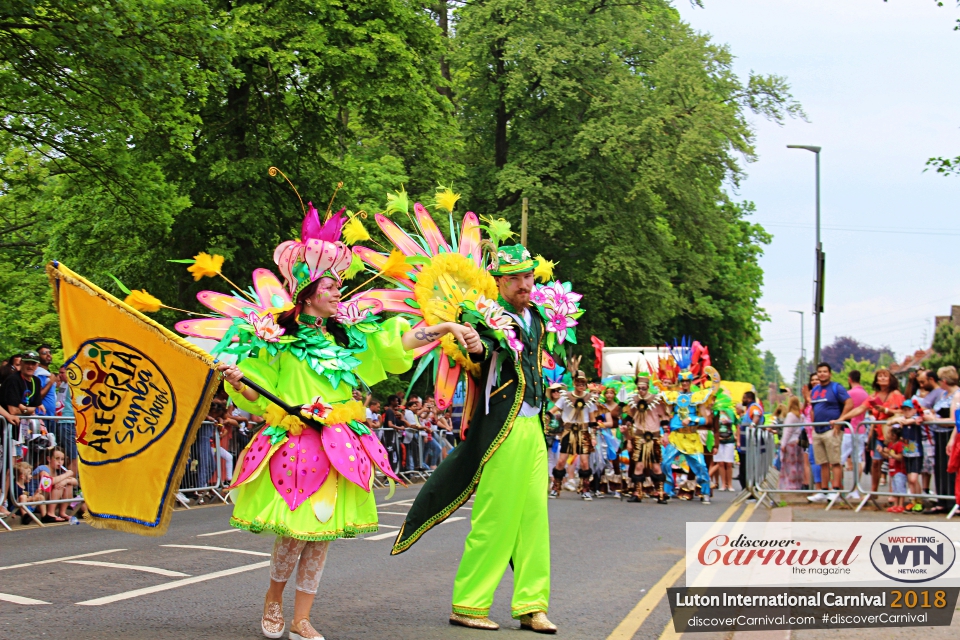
391, 313, 546, 554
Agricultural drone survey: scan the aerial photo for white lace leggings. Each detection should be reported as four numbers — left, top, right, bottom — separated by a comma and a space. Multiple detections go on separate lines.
269, 536, 330, 595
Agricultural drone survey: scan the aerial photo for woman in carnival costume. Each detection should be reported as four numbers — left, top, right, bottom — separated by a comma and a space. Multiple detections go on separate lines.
182, 199, 482, 640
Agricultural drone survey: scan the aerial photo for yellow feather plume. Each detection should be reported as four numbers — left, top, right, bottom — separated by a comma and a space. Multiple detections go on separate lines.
187, 252, 224, 281
381, 250, 411, 280
125, 289, 162, 313
342, 253, 365, 281
343, 216, 370, 244
434, 184, 461, 213
533, 255, 555, 283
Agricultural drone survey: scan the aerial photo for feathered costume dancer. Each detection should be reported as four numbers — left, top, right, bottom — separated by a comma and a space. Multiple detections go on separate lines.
549, 367, 599, 500
367, 207, 582, 632
625, 369, 667, 503
658, 338, 720, 504
177, 180, 483, 640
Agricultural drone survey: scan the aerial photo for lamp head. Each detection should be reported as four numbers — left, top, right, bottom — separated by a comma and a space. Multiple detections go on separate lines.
787, 144, 821, 153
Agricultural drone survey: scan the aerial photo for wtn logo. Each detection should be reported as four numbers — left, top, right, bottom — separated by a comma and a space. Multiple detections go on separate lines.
879, 543, 944, 567
870, 526, 956, 583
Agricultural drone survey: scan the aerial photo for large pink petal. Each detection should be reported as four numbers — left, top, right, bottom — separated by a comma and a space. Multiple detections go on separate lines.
252, 268, 291, 311
175, 318, 235, 341
415, 202, 450, 254
321, 424, 372, 491
358, 431, 402, 484
358, 289, 419, 314
231, 431, 277, 488
459, 212, 482, 266
270, 428, 330, 511
375, 213, 429, 257
197, 291, 256, 317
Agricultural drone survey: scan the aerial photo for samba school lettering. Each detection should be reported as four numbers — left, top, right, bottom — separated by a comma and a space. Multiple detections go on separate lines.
76, 343, 174, 458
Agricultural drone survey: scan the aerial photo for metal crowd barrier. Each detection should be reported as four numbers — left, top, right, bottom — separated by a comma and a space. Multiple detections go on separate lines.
736, 422, 860, 511
1, 412, 446, 530
1, 418, 10, 530
176, 422, 227, 507
852, 419, 959, 518
4, 415, 84, 526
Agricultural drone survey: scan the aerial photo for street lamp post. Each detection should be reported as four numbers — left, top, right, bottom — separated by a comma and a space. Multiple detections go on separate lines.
789, 310, 806, 380
787, 145, 823, 366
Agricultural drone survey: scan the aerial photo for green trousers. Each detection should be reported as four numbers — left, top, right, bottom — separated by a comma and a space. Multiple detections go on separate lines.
452, 414, 550, 619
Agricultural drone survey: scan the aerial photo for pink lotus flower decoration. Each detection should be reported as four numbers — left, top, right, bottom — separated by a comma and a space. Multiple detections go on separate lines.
335, 299, 371, 326
547, 308, 577, 334
248, 312, 284, 342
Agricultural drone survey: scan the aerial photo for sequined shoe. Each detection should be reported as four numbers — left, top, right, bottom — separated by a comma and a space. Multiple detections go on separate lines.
449, 612, 500, 630
289, 618, 325, 640
260, 600, 284, 639
519, 612, 558, 634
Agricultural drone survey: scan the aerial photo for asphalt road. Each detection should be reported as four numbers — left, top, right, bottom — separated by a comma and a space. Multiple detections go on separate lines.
0, 485, 743, 640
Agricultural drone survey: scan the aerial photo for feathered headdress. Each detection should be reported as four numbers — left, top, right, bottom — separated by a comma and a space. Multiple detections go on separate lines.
274, 203, 354, 298
669, 337, 695, 382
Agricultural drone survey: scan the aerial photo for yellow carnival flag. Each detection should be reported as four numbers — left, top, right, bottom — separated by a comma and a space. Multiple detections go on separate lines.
48, 262, 219, 536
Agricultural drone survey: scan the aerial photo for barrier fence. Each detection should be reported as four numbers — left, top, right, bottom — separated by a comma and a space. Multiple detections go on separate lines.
2, 417, 440, 529
741, 419, 959, 519
735, 422, 861, 511
852, 419, 959, 518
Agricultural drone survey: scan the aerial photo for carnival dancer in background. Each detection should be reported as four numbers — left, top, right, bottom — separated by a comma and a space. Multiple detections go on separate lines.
659, 340, 720, 505
625, 373, 667, 503
550, 370, 599, 500
191, 201, 481, 640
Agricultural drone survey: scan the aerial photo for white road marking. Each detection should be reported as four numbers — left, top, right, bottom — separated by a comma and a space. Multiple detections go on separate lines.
0, 549, 127, 572
376, 511, 409, 516
0, 592, 50, 605
196, 529, 242, 537
376, 524, 400, 530
76, 561, 270, 606
365, 516, 466, 542
376, 498, 415, 507
66, 560, 190, 578
160, 544, 270, 557
365, 531, 400, 541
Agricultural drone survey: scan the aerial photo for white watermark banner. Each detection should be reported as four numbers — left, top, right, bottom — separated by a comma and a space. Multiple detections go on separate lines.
686, 522, 960, 587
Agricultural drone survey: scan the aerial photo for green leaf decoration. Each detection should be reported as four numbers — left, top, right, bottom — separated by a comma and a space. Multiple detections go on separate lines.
166, 259, 197, 264
403, 297, 420, 309
106, 272, 132, 295
404, 255, 432, 266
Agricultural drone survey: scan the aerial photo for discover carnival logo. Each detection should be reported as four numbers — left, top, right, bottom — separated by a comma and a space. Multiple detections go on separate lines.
696, 533, 862, 574
869, 526, 956, 583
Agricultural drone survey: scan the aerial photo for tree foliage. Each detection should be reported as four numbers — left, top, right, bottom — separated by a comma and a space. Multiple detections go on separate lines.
820, 336, 894, 372
451, 0, 799, 379
0, 0, 799, 385
924, 322, 960, 372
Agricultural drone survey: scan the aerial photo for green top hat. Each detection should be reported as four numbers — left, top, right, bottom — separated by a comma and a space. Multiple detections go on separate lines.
489, 244, 539, 276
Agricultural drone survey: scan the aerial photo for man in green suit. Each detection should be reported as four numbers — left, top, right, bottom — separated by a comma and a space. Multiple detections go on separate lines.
392, 244, 557, 634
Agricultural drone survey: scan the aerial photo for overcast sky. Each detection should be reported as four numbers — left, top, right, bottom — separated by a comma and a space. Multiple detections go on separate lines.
674, 0, 960, 381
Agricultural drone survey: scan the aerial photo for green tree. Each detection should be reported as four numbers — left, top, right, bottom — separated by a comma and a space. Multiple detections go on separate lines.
924, 322, 960, 371
450, 0, 800, 380
761, 350, 782, 390
830, 357, 877, 389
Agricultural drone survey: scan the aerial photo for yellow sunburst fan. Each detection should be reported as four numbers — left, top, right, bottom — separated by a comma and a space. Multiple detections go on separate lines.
414, 252, 497, 375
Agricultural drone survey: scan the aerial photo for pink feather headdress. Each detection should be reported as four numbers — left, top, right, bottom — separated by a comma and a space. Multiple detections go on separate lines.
273, 202, 353, 298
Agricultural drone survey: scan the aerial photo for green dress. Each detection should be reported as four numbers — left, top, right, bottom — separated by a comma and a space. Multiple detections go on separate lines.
226, 317, 411, 541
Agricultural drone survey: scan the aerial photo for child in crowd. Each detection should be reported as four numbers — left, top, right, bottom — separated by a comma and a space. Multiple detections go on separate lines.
13, 461, 47, 524
880, 425, 906, 513
888, 400, 924, 512
49, 447, 79, 520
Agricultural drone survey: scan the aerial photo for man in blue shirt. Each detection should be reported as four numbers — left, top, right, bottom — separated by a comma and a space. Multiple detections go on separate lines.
810, 362, 853, 499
